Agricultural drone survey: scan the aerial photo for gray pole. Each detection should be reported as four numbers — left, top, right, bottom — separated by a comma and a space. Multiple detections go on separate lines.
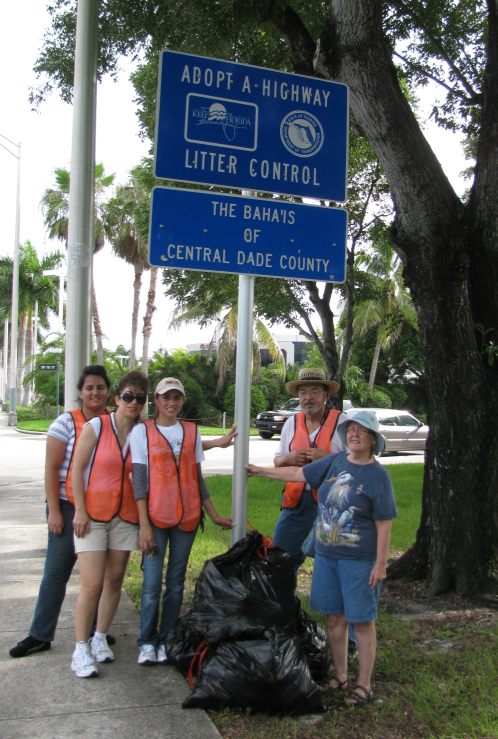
230, 273, 254, 544
2, 319, 8, 408
0, 136, 22, 426
64, 0, 99, 410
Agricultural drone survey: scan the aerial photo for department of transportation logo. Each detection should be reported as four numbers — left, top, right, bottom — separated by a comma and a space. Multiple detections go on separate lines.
185, 94, 258, 151
280, 110, 324, 158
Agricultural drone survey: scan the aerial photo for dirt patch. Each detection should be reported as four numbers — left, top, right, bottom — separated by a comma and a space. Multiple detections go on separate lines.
381, 577, 498, 622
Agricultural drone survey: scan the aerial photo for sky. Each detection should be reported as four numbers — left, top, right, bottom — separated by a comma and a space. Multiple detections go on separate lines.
0, 2, 215, 355
0, 3, 469, 357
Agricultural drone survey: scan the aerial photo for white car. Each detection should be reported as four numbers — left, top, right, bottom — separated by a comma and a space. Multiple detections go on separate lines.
345, 408, 428, 454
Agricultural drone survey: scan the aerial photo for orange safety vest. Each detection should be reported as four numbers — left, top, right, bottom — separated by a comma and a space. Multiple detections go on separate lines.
65, 409, 89, 505
84, 415, 138, 524
144, 419, 201, 532
282, 409, 340, 509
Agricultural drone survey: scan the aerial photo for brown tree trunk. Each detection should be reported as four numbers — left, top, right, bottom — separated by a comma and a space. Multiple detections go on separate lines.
325, 0, 498, 595
141, 267, 158, 375
129, 264, 143, 370
91, 280, 105, 365
264, 0, 498, 594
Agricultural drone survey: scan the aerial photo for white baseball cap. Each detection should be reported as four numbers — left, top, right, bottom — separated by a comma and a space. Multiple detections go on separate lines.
155, 377, 185, 397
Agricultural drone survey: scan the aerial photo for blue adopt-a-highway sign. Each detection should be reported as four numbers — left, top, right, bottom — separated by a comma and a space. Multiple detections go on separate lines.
155, 51, 349, 201
149, 187, 347, 283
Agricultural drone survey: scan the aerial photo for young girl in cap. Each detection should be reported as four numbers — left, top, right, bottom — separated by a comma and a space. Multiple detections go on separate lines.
247, 409, 397, 706
130, 377, 233, 666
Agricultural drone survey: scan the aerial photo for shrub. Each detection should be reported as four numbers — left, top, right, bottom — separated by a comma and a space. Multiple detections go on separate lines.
224, 384, 267, 420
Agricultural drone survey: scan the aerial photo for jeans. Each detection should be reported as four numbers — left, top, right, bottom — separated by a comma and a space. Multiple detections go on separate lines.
272, 488, 317, 570
139, 525, 197, 647
30, 499, 76, 642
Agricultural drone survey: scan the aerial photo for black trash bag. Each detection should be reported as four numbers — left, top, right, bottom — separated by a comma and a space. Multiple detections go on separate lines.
170, 530, 297, 652
295, 599, 331, 684
182, 628, 324, 715
166, 617, 209, 675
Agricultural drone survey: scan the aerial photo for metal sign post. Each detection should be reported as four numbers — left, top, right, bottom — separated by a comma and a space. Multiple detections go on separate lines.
231, 269, 254, 542
151, 50, 349, 544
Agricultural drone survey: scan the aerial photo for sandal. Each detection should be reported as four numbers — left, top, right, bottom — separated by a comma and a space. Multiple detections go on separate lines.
321, 676, 348, 692
345, 684, 374, 706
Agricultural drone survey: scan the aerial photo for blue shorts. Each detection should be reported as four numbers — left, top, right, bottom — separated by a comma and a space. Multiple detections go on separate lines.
310, 554, 381, 623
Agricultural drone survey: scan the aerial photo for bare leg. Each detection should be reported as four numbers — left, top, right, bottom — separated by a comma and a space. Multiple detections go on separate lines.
352, 620, 376, 692
74, 551, 107, 642
327, 613, 349, 685
95, 550, 130, 634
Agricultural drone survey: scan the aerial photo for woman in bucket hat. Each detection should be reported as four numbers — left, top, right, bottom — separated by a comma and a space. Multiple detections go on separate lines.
247, 409, 397, 706
272, 368, 345, 570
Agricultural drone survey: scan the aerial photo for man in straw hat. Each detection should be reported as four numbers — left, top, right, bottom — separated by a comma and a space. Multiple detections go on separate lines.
272, 367, 346, 570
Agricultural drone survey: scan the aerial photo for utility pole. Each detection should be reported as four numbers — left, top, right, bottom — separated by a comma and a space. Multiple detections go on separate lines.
64, 0, 99, 409
0, 134, 21, 426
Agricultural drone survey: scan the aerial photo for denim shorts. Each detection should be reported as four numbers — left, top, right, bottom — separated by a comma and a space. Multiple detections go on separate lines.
310, 553, 380, 623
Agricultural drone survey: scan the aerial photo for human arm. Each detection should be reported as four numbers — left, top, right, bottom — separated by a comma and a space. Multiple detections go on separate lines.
274, 449, 311, 467
246, 463, 306, 483
44, 436, 68, 535
132, 461, 156, 554
196, 464, 233, 527
71, 424, 98, 538
202, 424, 237, 450
369, 519, 393, 588
136, 499, 156, 554
202, 497, 233, 529
273, 417, 309, 466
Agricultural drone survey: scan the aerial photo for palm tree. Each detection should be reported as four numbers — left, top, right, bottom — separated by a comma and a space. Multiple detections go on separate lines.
102, 162, 156, 371
171, 304, 285, 395
352, 237, 418, 391
41, 163, 115, 363
0, 242, 63, 405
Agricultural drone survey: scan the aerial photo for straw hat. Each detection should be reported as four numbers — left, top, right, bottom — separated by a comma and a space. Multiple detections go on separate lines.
285, 368, 339, 398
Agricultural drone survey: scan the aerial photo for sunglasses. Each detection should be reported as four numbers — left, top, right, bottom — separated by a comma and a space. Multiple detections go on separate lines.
120, 391, 147, 404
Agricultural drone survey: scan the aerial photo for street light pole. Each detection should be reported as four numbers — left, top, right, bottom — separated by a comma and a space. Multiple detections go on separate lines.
0, 134, 21, 426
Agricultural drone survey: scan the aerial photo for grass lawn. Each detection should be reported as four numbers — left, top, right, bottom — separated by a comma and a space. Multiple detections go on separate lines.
122, 464, 498, 738
16, 418, 260, 436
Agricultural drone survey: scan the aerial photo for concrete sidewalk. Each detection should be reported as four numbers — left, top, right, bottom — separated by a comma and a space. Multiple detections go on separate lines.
0, 427, 220, 738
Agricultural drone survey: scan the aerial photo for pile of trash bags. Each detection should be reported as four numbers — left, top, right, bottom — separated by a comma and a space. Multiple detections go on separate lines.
167, 530, 330, 715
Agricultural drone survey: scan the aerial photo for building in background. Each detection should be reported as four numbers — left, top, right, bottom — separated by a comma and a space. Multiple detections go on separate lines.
186, 333, 311, 367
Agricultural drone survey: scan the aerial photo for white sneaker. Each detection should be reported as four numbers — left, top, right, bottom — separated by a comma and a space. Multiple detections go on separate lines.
91, 635, 114, 663
156, 644, 168, 664
71, 644, 99, 678
138, 644, 157, 666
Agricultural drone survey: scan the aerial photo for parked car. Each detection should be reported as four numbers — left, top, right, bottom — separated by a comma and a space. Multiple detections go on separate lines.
255, 398, 302, 439
255, 398, 353, 439
345, 407, 428, 454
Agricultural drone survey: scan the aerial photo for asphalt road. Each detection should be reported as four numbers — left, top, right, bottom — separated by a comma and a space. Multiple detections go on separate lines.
0, 425, 424, 484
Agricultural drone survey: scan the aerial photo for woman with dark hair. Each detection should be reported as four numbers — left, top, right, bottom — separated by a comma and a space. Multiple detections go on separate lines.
130, 376, 233, 666
9, 365, 112, 659
70, 371, 148, 678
